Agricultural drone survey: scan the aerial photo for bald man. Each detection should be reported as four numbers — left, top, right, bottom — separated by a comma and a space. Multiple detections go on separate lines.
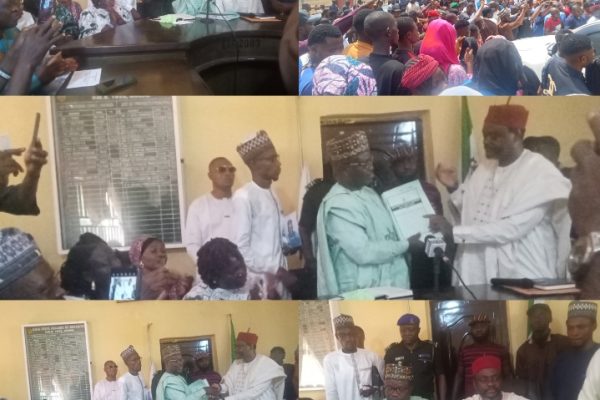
93, 360, 122, 400
184, 157, 237, 262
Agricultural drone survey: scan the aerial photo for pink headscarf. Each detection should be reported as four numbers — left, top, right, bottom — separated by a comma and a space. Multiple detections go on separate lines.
420, 19, 460, 74
129, 235, 159, 268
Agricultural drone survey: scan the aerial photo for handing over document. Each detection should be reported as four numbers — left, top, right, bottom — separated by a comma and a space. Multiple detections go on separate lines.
381, 180, 435, 240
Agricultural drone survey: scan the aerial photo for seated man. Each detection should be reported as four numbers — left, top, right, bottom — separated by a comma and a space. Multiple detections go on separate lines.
155, 344, 209, 400
462, 356, 527, 400
0, 4, 70, 94
383, 364, 428, 400
0, 227, 65, 299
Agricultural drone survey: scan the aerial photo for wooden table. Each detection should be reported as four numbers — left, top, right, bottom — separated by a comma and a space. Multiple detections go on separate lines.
55, 18, 285, 95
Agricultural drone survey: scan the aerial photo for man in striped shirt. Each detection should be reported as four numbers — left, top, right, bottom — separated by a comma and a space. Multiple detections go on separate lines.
451, 314, 512, 400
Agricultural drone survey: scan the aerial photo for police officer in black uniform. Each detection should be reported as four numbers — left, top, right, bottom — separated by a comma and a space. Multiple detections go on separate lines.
384, 314, 446, 400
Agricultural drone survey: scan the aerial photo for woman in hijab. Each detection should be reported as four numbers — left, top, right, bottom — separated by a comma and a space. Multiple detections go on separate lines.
312, 54, 377, 95
420, 18, 471, 87
470, 37, 526, 95
129, 236, 193, 300
184, 238, 264, 300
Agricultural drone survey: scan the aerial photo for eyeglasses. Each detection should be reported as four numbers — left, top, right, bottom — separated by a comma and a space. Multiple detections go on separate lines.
216, 166, 236, 173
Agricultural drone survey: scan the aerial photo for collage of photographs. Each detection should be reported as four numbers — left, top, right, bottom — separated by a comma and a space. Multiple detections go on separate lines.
1, 0, 600, 398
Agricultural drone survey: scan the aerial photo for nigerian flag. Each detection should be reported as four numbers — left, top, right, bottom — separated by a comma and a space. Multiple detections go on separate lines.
461, 96, 478, 179
229, 314, 236, 362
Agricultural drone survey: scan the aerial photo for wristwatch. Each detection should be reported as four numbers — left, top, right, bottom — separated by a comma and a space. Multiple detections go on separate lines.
568, 231, 600, 277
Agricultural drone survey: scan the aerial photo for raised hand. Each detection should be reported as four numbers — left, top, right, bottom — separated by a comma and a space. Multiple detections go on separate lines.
435, 163, 459, 191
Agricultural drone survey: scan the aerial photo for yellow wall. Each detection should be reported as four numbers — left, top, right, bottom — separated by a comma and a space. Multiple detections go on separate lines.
0, 96, 300, 276
0, 300, 299, 400
303, 300, 600, 400
507, 300, 600, 358
2, 96, 600, 278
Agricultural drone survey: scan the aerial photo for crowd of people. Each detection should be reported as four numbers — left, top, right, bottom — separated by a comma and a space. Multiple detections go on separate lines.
89, 333, 297, 399
299, 0, 600, 95
318, 301, 599, 400
0, 0, 296, 95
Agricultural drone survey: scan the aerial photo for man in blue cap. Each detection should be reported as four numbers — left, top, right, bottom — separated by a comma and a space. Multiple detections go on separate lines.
384, 313, 446, 400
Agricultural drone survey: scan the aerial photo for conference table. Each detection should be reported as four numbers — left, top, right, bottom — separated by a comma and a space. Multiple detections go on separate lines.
53, 17, 286, 95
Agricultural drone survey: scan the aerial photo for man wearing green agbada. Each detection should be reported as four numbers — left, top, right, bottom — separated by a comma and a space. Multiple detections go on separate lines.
316, 130, 411, 298
156, 344, 209, 400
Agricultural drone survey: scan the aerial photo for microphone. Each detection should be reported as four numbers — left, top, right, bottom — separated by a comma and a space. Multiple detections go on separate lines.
424, 234, 447, 258
424, 235, 445, 294
424, 234, 478, 300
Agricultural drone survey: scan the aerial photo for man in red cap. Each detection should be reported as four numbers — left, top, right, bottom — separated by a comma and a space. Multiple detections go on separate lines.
208, 331, 286, 399
452, 314, 512, 400
430, 104, 572, 287
462, 356, 527, 400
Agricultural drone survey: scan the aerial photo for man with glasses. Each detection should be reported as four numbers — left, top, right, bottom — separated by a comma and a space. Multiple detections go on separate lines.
184, 157, 237, 262
93, 360, 122, 400
462, 356, 527, 400
316, 130, 412, 298
234, 130, 291, 299
155, 345, 209, 400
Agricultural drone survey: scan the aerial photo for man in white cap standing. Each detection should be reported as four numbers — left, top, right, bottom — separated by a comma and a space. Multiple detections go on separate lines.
323, 314, 384, 400
119, 345, 151, 400
233, 130, 290, 299
548, 301, 598, 400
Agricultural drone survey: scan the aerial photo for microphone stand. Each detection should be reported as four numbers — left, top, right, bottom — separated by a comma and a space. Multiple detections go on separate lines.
433, 247, 443, 296
200, 0, 215, 23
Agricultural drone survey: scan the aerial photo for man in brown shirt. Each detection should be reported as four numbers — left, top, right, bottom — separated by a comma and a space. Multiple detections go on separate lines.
515, 303, 570, 400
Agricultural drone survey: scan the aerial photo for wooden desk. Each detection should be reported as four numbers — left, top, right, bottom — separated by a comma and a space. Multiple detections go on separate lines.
56, 18, 285, 95
412, 284, 578, 300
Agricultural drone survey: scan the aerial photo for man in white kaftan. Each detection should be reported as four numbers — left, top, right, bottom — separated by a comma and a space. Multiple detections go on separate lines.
432, 104, 571, 286
578, 346, 600, 400
184, 157, 237, 262
209, 331, 286, 400
118, 345, 151, 400
323, 314, 385, 400
93, 360, 123, 400
317, 131, 411, 298
233, 130, 289, 299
